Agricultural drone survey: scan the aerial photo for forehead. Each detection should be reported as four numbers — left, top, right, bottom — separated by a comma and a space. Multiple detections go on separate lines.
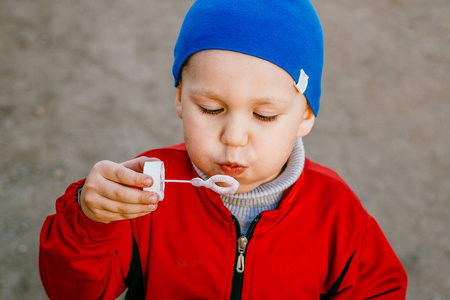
183, 50, 292, 78
181, 50, 300, 103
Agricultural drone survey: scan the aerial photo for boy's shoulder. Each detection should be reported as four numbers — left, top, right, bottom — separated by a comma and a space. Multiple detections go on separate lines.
137, 143, 192, 176
301, 157, 369, 217
138, 143, 187, 159
303, 158, 342, 181
303, 157, 351, 190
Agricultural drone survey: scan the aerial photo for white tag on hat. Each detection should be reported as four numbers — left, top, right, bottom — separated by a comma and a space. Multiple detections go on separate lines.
295, 69, 309, 94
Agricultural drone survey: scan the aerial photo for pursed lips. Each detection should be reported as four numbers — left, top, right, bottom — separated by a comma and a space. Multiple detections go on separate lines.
219, 161, 247, 176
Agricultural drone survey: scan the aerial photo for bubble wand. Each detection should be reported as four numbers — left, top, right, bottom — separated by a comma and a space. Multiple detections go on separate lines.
143, 161, 239, 200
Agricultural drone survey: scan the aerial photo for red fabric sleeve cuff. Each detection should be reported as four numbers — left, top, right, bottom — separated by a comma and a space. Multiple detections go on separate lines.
76, 208, 118, 238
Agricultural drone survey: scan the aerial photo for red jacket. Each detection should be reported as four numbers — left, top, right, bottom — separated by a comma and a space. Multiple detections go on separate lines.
40, 144, 407, 299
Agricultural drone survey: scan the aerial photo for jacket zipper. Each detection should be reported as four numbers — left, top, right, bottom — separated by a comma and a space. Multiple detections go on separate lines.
229, 214, 262, 300
236, 235, 248, 273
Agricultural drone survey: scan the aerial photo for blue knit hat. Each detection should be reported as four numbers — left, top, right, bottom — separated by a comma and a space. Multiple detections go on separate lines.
173, 0, 324, 116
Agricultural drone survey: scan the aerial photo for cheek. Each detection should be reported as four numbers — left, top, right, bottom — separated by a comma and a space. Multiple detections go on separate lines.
182, 113, 217, 162
252, 122, 298, 164
183, 113, 211, 142
183, 122, 203, 151
258, 136, 295, 162
255, 119, 299, 146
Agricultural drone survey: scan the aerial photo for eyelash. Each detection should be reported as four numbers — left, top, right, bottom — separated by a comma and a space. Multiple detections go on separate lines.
198, 106, 278, 122
254, 113, 278, 122
199, 106, 223, 115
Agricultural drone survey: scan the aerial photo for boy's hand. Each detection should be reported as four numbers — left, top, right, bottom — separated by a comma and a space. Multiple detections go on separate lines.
80, 156, 160, 223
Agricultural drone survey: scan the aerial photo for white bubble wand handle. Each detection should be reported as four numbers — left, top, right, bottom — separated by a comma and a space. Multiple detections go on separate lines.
143, 161, 239, 200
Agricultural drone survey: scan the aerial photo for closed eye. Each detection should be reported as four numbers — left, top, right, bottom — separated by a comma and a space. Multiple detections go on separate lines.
254, 113, 278, 122
199, 106, 224, 115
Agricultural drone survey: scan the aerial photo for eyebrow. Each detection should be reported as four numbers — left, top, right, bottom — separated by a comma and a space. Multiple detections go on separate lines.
189, 89, 291, 105
190, 89, 223, 102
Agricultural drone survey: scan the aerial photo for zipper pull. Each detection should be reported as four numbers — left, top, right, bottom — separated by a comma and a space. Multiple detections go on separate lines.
236, 236, 248, 273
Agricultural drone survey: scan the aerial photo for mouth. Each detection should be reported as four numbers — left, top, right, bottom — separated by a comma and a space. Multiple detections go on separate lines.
219, 162, 247, 176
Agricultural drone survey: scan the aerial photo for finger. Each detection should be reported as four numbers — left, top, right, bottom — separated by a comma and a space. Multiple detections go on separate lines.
121, 156, 160, 173
94, 160, 153, 188
97, 194, 158, 216
79, 191, 126, 223
97, 176, 159, 205
81, 178, 159, 223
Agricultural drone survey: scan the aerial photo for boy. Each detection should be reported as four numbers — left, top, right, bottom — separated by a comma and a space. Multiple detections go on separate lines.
39, 0, 407, 299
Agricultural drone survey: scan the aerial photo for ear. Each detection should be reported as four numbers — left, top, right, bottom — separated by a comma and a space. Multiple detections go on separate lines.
297, 105, 315, 137
175, 85, 183, 119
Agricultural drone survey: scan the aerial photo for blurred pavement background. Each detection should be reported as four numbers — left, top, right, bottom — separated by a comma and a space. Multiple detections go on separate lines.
1, 0, 449, 299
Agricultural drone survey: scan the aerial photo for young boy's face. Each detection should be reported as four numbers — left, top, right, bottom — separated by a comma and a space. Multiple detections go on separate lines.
175, 50, 315, 194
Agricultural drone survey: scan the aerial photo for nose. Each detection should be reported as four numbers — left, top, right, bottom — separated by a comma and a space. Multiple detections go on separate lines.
220, 115, 248, 147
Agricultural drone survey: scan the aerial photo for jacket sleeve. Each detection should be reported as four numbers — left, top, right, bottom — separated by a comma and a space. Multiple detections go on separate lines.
332, 216, 408, 299
39, 180, 134, 300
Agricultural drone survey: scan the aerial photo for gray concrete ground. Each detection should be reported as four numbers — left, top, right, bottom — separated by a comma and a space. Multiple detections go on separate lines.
1, 0, 449, 299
